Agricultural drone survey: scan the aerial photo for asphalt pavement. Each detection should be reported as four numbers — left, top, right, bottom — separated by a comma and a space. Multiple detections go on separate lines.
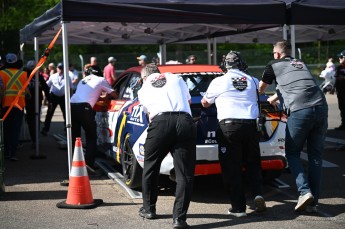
1, 93, 345, 229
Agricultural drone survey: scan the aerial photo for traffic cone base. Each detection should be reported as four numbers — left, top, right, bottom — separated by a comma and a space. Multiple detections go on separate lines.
57, 199, 103, 209
57, 137, 103, 209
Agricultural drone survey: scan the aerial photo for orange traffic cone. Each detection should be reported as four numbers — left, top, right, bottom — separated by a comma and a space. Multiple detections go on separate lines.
57, 137, 103, 209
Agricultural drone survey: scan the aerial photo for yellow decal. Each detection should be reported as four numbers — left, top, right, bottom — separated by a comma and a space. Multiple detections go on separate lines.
116, 113, 127, 163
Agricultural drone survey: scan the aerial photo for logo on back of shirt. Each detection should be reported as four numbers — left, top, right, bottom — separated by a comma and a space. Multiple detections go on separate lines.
150, 74, 167, 88
290, 59, 304, 69
232, 76, 247, 91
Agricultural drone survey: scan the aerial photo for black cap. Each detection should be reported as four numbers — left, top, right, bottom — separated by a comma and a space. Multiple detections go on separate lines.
337, 50, 345, 57
85, 66, 102, 77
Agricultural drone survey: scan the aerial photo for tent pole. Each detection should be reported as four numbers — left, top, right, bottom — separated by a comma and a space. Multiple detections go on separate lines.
283, 25, 288, 40
159, 43, 166, 65
34, 37, 40, 157
291, 25, 296, 58
207, 38, 211, 64
212, 38, 217, 65
62, 22, 73, 176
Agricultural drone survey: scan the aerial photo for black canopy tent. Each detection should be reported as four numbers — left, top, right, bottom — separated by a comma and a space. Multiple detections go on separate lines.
19, 0, 289, 172
19, 0, 345, 174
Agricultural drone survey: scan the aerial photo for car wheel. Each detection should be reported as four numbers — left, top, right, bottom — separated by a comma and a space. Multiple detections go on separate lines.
122, 134, 142, 189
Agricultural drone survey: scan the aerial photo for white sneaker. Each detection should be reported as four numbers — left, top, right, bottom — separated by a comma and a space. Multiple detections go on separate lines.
254, 195, 267, 212
305, 205, 318, 213
227, 210, 247, 218
295, 192, 314, 212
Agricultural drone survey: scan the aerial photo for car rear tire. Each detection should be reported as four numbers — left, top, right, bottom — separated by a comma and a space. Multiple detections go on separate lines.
122, 134, 142, 189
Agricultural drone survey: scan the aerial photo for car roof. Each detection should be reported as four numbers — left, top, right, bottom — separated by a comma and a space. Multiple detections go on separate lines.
158, 64, 223, 74
114, 64, 223, 86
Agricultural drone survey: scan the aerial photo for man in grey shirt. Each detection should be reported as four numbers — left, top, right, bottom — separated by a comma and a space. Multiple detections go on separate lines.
259, 41, 328, 214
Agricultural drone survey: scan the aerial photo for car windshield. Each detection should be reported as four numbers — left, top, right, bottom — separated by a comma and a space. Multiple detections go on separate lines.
182, 73, 221, 96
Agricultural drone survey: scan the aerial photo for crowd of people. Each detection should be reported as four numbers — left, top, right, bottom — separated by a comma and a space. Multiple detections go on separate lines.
0, 43, 344, 228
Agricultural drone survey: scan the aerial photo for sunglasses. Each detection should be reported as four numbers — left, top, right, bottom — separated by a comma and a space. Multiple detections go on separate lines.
339, 56, 344, 59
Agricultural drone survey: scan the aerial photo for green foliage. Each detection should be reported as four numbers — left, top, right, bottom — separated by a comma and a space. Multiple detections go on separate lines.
0, 0, 59, 52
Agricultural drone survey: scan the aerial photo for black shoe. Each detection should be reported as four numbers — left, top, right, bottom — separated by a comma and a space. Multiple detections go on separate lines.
334, 125, 345, 130
41, 129, 48, 136
173, 218, 189, 229
139, 207, 157, 219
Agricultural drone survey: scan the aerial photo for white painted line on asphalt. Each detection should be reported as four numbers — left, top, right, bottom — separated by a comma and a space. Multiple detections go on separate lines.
301, 152, 338, 168
95, 159, 142, 199
325, 137, 345, 145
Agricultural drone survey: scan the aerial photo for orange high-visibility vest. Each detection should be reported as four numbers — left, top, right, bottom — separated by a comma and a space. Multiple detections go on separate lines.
0, 68, 28, 108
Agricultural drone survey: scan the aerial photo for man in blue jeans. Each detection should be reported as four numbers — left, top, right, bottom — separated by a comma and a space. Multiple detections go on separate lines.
259, 41, 328, 213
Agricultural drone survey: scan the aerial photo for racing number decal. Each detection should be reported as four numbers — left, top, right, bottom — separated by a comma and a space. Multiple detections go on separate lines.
129, 105, 143, 123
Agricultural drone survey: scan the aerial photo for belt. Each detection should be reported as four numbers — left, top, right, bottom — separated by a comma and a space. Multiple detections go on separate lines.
71, 102, 92, 108
219, 118, 256, 124
153, 111, 190, 120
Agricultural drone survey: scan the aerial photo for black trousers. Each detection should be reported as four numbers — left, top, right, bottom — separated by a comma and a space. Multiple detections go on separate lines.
217, 120, 263, 212
25, 98, 43, 143
142, 112, 196, 221
71, 103, 97, 167
336, 87, 345, 125
42, 93, 66, 132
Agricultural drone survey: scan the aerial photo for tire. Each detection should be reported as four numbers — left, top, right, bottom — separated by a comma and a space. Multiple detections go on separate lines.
122, 134, 142, 189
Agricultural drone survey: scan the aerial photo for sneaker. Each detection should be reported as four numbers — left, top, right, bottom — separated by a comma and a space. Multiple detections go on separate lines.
254, 195, 267, 212
139, 207, 157, 219
295, 192, 314, 212
305, 205, 318, 213
10, 157, 19, 161
227, 210, 247, 218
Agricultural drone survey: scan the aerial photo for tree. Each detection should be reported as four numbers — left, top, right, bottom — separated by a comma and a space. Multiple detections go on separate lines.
0, 0, 59, 53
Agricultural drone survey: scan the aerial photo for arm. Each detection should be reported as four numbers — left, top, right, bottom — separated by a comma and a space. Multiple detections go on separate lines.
258, 80, 270, 94
267, 93, 279, 107
201, 97, 212, 108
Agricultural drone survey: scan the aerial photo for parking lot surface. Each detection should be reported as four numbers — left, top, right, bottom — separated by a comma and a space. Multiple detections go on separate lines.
1, 94, 345, 228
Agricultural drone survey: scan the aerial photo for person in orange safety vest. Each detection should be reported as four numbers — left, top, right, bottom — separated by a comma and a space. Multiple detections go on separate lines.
0, 53, 30, 161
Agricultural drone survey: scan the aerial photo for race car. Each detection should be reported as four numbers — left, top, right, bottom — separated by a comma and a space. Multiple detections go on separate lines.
94, 64, 287, 189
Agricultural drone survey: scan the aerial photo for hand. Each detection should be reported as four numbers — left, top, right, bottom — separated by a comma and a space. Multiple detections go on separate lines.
267, 96, 278, 108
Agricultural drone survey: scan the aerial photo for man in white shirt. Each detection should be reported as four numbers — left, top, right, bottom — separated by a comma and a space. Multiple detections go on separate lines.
70, 66, 118, 170
201, 51, 266, 217
137, 64, 196, 229
41, 63, 72, 136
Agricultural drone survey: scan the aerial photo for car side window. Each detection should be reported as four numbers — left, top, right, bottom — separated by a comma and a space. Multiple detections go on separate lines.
122, 72, 142, 100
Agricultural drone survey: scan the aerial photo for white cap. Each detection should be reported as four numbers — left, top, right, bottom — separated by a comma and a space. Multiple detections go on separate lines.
108, 56, 116, 62
137, 55, 147, 61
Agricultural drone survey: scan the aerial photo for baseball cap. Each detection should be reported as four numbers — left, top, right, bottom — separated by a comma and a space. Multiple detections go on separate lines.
337, 50, 345, 58
5, 53, 18, 64
57, 62, 63, 68
137, 55, 147, 61
108, 56, 116, 62
26, 60, 36, 69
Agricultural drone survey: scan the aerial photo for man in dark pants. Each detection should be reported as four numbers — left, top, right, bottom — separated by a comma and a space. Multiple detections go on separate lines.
259, 41, 328, 213
70, 66, 117, 169
24, 60, 50, 148
41, 63, 71, 135
201, 51, 266, 217
138, 64, 196, 229
334, 50, 345, 130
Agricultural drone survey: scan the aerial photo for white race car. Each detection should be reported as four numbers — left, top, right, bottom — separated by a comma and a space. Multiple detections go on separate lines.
94, 64, 287, 189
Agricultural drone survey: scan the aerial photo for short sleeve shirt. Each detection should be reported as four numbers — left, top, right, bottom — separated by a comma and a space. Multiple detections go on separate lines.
138, 72, 191, 120
70, 74, 114, 107
203, 69, 259, 121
